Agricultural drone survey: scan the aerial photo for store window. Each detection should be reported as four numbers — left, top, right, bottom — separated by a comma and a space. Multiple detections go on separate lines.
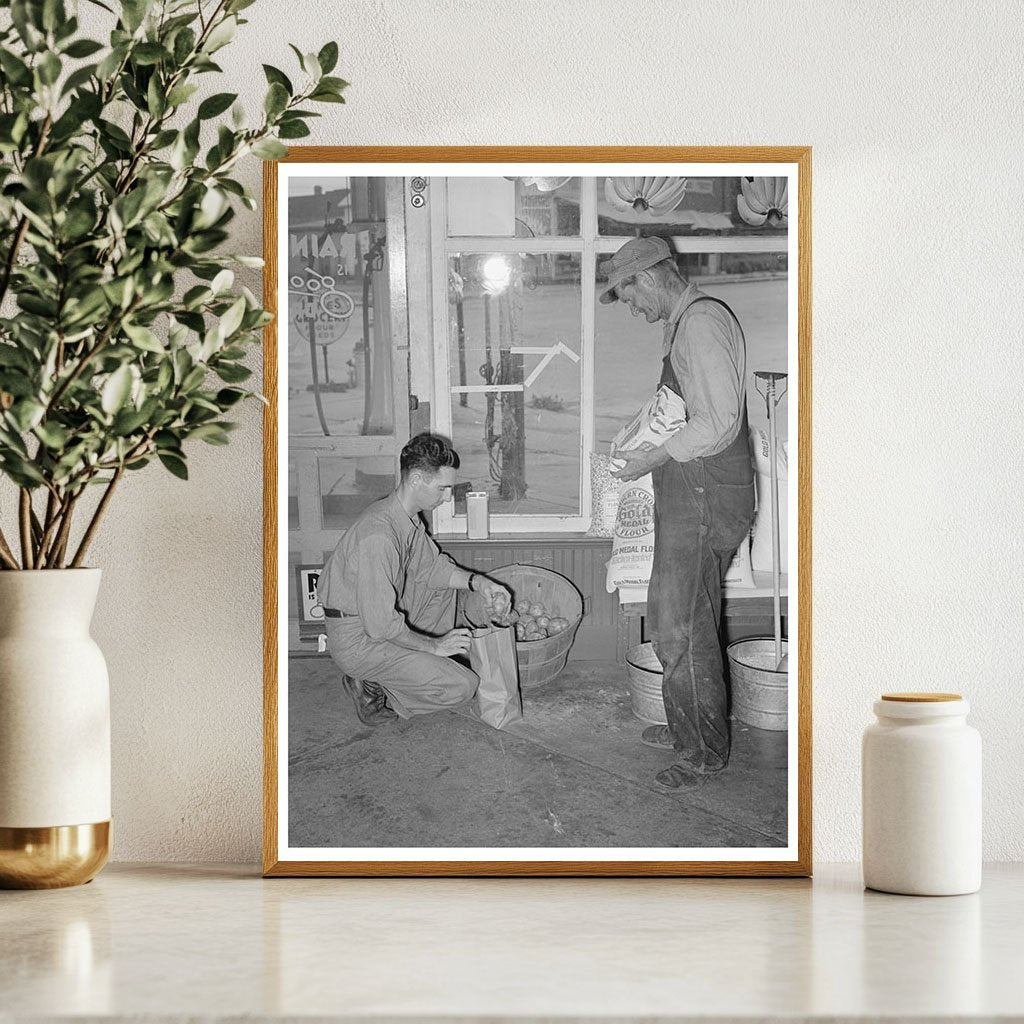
431, 175, 789, 533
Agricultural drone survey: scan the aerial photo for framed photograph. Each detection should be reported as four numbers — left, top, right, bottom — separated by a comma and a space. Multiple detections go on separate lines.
263, 147, 811, 876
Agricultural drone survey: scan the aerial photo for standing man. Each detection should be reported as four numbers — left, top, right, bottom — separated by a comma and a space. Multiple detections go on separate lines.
601, 237, 755, 789
319, 433, 511, 725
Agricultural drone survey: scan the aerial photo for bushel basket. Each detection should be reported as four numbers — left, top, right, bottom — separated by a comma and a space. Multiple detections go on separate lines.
489, 564, 583, 690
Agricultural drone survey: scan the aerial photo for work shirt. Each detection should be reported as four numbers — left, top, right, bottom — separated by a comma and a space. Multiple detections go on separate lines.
661, 284, 747, 463
318, 492, 456, 645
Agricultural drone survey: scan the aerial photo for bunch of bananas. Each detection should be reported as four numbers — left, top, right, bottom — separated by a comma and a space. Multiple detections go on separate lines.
737, 177, 789, 228
604, 176, 688, 216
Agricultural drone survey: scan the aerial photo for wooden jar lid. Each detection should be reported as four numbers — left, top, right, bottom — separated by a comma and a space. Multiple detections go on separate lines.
881, 692, 962, 702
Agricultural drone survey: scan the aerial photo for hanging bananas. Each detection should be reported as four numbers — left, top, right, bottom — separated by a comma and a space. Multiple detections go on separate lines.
737, 177, 789, 228
604, 176, 688, 216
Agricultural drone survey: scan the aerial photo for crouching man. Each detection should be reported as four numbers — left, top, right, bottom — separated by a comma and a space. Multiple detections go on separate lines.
318, 433, 511, 725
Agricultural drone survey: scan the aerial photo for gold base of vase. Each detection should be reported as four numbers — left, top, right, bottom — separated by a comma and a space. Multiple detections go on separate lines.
0, 821, 111, 889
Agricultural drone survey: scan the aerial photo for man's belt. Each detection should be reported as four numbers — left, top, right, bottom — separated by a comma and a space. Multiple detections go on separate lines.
322, 608, 342, 618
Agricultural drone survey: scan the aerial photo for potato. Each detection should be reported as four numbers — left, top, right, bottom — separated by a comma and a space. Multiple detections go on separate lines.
528, 602, 546, 617
548, 616, 569, 633
535, 615, 550, 630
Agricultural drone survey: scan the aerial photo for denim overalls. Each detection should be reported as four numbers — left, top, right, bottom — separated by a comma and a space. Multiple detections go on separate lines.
649, 295, 755, 773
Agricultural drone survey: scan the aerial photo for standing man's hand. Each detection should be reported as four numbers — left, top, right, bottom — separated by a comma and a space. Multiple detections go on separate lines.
434, 628, 472, 657
610, 445, 672, 482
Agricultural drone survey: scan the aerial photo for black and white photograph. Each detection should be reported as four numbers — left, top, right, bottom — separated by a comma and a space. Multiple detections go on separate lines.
264, 149, 811, 875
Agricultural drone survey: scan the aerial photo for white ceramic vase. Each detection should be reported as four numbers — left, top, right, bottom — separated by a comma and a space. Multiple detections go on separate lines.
0, 569, 111, 888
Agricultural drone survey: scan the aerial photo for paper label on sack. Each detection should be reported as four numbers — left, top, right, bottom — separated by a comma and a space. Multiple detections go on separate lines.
610, 385, 687, 471
606, 473, 656, 592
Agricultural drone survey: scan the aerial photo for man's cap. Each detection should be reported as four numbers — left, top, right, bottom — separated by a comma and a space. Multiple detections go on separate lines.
598, 236, 673, 304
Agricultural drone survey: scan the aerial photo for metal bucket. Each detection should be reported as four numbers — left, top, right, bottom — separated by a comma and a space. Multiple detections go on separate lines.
727, 638, 788, 731
625, 642, 667, 724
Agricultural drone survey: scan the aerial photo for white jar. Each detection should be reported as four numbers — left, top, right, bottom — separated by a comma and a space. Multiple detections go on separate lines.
862, 692, 981, 896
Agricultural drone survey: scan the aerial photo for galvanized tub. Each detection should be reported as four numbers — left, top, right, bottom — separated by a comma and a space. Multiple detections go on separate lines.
727, 637, 788, 731
625, 642, 667, 725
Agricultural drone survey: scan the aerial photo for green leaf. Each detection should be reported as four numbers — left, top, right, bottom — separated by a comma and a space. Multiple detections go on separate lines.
146, 74, 166, 117
132, 42, 169, 66
318, 75, 349, 93
96, 43, 127, 81
264, 81, 288, 117
299, 50, 320, 80
38, 51, 63, 86
203, 15, 236, 53
63, 38, 104, 58
0, 49, 33, 86
34, 421, 70, 449
60, 63, 98, 96
309, 88, 346, 104
189, 423, 230, 445
181, 365, 206, 391
214, 362, 251, 384
9, 399, 45, 432
158, 452, 188, 479
42, 0, 66, 33
166, 82, 199, 107
10, 1, 45, 52
218, 296, 246, 339
277, 120, 310, 140
210, 268, 233, 294
182, 284, 212, 309
262, 64, 292, 94
172, 26, 196, 65
101, 365, 133, 415
251, 138, 287, 160
215, 388, 247, 408
198, 91, 236, 119
121, 0, 151, 33
123, 322, 165, 353
317, 41, 339, 75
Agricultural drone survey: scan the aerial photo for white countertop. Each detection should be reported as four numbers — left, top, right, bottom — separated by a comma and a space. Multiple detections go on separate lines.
3, 862, 1022, 1020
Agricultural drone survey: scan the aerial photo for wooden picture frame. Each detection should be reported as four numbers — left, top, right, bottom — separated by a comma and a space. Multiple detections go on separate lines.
263, 147, 812, 877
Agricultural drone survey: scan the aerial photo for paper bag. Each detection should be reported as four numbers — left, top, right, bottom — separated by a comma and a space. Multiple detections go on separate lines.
469, 626, 523, 729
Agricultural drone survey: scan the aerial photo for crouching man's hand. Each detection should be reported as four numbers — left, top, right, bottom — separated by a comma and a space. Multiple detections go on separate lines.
474, 575, 513, 617
434, 628, 472, 658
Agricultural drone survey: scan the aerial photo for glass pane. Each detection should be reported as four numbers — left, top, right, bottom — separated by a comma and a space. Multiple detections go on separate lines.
318, 455, 395, 532
595, 252, 789, 448
597, 175, 789, 239
447, 253, 582, 516
447, 177, 580, 237
286, 176, 395, 437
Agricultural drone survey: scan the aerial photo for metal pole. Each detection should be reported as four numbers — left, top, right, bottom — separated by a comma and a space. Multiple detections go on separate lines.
765, 376, 782, 665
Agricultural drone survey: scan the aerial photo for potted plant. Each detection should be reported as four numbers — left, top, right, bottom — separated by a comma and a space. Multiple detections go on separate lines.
0, 0, 346, 887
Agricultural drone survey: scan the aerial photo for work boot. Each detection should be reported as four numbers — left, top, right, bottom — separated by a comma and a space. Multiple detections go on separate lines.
342, 675, 397, 726
640, 724, 675, 750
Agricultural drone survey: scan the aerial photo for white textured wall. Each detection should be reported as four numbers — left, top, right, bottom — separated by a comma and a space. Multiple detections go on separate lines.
38, 0, 1024, 862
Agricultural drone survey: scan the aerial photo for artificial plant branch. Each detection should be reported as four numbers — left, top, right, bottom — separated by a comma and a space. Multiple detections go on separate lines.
18, 489, 34, 570
0, 528, 20, 571
70, 465, 124, 568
